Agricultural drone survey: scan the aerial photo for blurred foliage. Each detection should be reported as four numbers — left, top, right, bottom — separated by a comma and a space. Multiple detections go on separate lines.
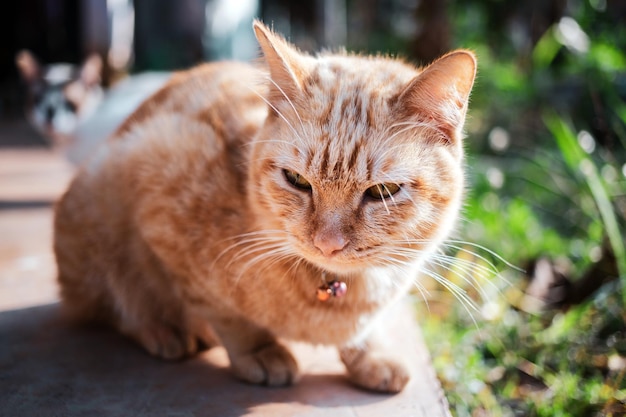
408, 0, 626, 415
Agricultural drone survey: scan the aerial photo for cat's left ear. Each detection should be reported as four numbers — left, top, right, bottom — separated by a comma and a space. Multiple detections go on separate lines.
399, 50, 477, 145
253, 20, 309, 105
15, 50, 41, 83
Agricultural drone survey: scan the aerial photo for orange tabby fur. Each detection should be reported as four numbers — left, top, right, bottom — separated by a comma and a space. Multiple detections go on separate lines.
54, 21, 476, 393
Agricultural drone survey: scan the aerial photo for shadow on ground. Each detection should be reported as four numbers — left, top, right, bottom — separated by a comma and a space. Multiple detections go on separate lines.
0, 118, 48, 148
0, 304, 393, 417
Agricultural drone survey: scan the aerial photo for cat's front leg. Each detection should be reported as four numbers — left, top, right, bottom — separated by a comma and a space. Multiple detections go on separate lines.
339, 332, 410, 393
210, 315, 300, 386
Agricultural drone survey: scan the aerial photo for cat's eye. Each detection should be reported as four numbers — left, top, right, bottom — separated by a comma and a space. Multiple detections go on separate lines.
283, 169, 311, 191
366, 183, 401, 200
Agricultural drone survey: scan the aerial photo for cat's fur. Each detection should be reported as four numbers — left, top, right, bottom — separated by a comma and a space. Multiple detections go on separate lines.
54, 21, 476, 393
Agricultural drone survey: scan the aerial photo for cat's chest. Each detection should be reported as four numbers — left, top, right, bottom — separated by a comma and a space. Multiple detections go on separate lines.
228, 265, 407, 345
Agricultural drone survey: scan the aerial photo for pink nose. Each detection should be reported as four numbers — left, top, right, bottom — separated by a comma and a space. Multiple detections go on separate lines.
313, 232, 348, 256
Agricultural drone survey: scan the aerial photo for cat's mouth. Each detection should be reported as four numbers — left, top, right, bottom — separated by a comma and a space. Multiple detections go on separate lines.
300, 240, 425, 275
287, 233, 391, 274
300, 245, 385, 275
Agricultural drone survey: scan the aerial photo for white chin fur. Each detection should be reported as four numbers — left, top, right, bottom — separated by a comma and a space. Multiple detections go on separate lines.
305, 253, 370, 276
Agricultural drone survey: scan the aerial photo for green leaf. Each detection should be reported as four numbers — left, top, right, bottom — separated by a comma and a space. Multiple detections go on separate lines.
533, 27, 562, 68
544, 112, 626, 305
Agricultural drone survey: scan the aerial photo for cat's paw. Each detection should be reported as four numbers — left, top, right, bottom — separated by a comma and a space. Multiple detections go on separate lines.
230, 342, 299, 387
131, 323, 198, 360
341, 349, 410, 393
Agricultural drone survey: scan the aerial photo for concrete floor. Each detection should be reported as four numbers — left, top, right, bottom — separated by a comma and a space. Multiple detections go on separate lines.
0, 123, 451, 416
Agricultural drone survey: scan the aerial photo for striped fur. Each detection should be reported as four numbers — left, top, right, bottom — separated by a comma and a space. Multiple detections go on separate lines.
54, 21, 476, 393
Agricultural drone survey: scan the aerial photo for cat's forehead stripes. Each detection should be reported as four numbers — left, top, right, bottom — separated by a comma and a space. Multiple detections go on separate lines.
304, 57, 410, 128
292, 58, 418, 185
300, 117, 371, 185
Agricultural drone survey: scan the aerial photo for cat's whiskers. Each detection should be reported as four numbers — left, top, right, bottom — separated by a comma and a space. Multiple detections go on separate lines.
387, 120, 448, 142
369, 143, 426, 189
378, 185, 391, 215
226, 237, 288, 269
372, 241, 495, 321
227, 230, 287, 238
219, 229, 303, 285
395, 238, 506, 299
368, 121, 447, 174
370, 141, 411, 168
396, 237, 503, 273
367, 244, 428, 272
234, 154, 282, 170
245, 139, 299, 148
388, 263, 421, 291
245, 85, 305, 147
381, 176, 402, 212
283, 257, 305, 283
443, 240, 522, 274
234, 245, 297, 285
241, 139, 309, 170
385, 261, 433, 310
416, 263, 482, 330
380, 238, 514, 330
427, 257, 492, 302
263, 250, 303, 281
264, 76, 305, 131
387, 253, 481, 320
430, 252, 495, 289
432, 247, 501, 283
213, 230, 288, 267
382, 172, 419, 213
374, 250, 464, 302
436, 242, 515, 300
227, 245, 284, 276
369, 124, 429, 163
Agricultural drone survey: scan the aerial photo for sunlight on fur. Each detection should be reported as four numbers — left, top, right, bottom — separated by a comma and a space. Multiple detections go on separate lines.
54, 20, 478, 393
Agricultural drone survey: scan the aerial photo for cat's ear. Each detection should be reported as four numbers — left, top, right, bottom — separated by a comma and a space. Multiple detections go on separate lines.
399, 50, 477, 144
15, 50, 41, 83
80, 54, 102, 87
253, 20, 307, 104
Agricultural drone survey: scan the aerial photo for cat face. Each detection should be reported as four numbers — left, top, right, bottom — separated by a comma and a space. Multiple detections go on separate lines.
16, 51, 103, 142
248, 23, 476, 275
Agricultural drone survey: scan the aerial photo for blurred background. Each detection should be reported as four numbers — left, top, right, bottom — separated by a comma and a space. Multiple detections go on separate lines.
1, 0, 625, 415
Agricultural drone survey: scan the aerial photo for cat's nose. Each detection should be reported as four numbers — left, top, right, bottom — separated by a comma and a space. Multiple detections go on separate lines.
313, 231, 348, 256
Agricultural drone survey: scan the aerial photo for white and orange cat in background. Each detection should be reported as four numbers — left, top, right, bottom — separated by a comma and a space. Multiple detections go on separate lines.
54, 21, 477, 393
16, 51, 169, 164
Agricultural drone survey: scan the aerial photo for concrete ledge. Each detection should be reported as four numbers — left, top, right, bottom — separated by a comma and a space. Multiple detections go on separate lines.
0, 302, 450, 417
0, 148, 451, 416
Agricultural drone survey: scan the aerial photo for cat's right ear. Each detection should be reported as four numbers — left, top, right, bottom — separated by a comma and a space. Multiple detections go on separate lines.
253, 20, 308, 105
15, 50, 41, 83
398, 50, 477, 146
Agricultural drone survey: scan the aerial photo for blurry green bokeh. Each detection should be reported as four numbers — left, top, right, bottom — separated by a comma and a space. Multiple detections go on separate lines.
410, 0, 626, 415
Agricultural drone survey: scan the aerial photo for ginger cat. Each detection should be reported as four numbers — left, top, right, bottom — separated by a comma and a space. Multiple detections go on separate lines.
54, 21, 476, 393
